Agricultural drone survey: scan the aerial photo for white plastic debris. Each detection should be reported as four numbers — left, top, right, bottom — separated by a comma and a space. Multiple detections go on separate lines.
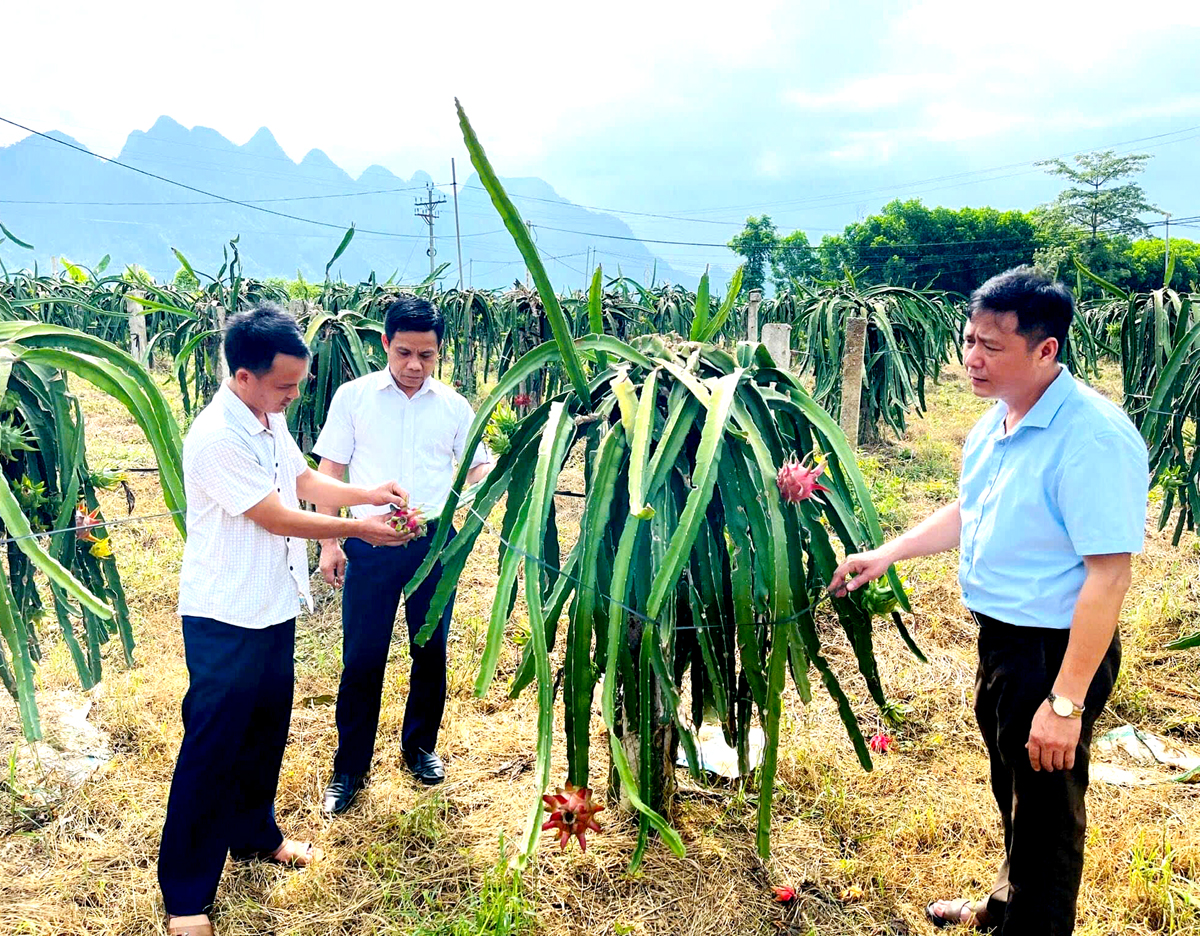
675, 723, 765, 779
1093, 724, 1200, 787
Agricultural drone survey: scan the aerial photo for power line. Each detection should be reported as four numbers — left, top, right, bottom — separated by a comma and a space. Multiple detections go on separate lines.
0, 184, 448, 207
638, 125, 1200, 219
528, 213, 1195, 253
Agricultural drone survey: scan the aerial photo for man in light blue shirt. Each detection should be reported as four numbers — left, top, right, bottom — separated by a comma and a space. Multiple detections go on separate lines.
831, 267, 1148, 934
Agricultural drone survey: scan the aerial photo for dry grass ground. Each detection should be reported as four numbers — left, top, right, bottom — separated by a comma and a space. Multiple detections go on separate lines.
2, 364, 1198, 935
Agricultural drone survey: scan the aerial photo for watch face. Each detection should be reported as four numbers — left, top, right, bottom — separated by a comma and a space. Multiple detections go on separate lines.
1051, 695, 1073, 717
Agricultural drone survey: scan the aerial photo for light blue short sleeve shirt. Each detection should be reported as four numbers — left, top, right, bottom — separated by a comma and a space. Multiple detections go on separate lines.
958, 366, 1149, 630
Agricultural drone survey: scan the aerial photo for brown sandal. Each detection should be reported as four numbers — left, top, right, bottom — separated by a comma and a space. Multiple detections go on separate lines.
925, 898, 996, 930
167, 914, 214, 936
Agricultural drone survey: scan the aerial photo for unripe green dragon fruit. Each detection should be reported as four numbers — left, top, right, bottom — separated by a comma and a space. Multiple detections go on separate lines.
483, 400, 521, 456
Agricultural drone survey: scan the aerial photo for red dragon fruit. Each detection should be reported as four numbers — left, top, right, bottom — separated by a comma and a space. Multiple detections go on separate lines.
388, 504, 428, 542
541, 783, 604, 851
776, 452, 831, 505
512, 392, 533, 409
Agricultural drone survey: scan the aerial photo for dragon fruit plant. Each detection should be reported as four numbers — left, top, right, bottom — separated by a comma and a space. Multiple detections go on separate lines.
402, 100, 919, 869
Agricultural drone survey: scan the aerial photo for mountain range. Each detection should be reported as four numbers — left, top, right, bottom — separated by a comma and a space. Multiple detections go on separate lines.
0, 116, 708, 290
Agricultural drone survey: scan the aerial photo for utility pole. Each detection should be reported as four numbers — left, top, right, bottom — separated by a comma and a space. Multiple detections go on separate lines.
1164, 211, 1172, 285
414, 182, 446, 280
525, 221, 534, 287
451, 159, 465, 290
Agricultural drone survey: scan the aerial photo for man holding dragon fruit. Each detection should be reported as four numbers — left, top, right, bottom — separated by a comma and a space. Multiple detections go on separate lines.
313, 296, 492, 813
831, 268, 1148, 935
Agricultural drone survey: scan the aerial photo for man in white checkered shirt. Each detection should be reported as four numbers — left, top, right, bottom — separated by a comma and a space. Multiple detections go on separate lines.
160, 304, 410, 936
312, 295, 493, 813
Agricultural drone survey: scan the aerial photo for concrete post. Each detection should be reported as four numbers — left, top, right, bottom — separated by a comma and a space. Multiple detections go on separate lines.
213, 302, 229, 382
126, 290, 147, 364
839, 313, 868, 449
761, 323, 792, 371
746, 288, 763, 343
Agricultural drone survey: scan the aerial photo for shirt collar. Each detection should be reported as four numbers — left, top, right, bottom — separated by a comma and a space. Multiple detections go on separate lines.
374, 369, 440, 400
218, 381, 270, 436
1000, 365, 1075, 432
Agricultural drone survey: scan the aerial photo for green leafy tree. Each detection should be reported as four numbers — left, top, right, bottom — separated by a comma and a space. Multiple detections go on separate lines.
1036, 150, 1160, 245
814, 200, 1037, 295
1126, 237, 1200, 292
173, 266, 200, 291
769, 229, 820, 288
728, 216, 778, 294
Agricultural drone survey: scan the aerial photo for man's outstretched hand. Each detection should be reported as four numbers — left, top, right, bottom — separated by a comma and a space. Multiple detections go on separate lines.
828, 547, 895, 598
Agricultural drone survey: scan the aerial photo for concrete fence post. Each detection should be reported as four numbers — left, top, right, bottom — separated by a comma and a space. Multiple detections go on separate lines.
761, 323, 792, 371
839, 313, 868, 449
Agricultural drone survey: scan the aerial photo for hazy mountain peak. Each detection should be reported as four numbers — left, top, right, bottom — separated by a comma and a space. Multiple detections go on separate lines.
146, 115, 188, 138
0, 115, 685, 289
243, 126, 289, 160
358, 164, 401, 184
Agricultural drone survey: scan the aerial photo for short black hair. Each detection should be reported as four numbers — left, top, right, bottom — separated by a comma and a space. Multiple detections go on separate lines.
969, 266, 1075, 360
384, 295, 445, 344
223, 302, 310, 376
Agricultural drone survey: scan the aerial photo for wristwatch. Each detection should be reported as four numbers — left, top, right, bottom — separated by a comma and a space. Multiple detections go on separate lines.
1047, 693, 1085, 719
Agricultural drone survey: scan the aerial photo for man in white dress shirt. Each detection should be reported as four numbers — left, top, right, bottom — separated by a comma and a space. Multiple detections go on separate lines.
160, 304, 409, 936
313, 296, 492, 813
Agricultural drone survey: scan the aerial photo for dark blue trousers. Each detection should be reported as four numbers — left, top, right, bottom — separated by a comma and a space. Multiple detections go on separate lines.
158, 615, 295, 917
333, 525, 456, 775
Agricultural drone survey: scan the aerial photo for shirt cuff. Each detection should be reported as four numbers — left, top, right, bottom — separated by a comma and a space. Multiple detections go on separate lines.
226, 480, 276, 517
1074, 539, 1144, 556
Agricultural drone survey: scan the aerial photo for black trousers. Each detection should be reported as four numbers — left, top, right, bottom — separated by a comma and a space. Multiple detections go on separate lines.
973, 614, 1121, 935
158, 615, 295, 917
333, 525, 456, 776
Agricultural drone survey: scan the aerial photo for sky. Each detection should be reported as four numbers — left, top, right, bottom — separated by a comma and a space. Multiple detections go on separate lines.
3, 0, 1200, 279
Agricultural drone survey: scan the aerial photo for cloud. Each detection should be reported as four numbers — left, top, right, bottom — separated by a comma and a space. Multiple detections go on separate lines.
786, 74, 950, 113
0, 0, 789, 177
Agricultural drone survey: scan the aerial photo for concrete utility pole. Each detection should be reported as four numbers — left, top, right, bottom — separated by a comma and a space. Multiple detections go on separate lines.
451, 159, 465, 290
414, 182, 447, 280
1164, 211, 1172, 285
525, 221, 535, 287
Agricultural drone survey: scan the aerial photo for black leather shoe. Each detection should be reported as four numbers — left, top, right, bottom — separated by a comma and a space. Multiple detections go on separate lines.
403, 749, 445, 786
322, 772, 367, 815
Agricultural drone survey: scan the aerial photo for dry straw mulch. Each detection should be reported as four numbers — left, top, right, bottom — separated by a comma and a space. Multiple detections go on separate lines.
1, 370, 1198, 936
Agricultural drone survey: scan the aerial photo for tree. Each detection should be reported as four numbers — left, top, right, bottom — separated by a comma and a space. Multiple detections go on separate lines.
1036, 150, 1161, 245
1126, 237, 1200, 292
728, 216, 778, 294
174, 266, 200, 291
769, 229, 820, 288
814, 200, 1038, 296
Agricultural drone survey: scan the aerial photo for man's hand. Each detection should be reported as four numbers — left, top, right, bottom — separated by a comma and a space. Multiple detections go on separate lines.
366, 480, 408, 508
1026, 700, 1082, 772
354, 513, 411, 547
319, 542, 347, 588
828, 547, 896, 598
